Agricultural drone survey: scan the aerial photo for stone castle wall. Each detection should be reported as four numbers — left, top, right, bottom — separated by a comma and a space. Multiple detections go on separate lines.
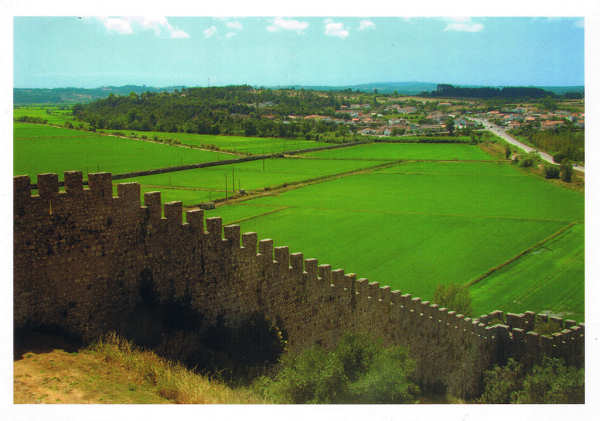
13, 171, 585, 397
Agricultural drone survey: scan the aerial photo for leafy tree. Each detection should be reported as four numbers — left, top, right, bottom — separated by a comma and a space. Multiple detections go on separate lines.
445, 117, 455, 136
478, 358, 523, 403
433, 283, 473, 316
560, 159, 573, 182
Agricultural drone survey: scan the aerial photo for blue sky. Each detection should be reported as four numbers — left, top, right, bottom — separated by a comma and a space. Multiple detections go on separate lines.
14, 16, 584, 88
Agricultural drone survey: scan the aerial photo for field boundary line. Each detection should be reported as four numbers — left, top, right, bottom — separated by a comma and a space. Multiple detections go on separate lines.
273, 205, 575, 225
464, 222, 578, 288
216, 161, 401, 206
227, 206, 290, 225
291, 156, 508, 164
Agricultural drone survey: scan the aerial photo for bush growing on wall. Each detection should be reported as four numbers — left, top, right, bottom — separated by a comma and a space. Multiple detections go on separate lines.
433, 283, 473, 316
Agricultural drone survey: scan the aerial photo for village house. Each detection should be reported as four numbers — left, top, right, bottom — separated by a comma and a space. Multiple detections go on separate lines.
541, 120, 564, 130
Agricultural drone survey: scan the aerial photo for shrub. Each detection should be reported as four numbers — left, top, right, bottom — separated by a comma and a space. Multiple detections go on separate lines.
479, 357, 584, 404
348, 345, 419, 404
544, 165, 560, 179
553, 152, 567, 163
433, 283, 473, 316
253, 333, 418, 404
519, 151, 540, 168
519, 156, 534, 167
514, 358, 584, 404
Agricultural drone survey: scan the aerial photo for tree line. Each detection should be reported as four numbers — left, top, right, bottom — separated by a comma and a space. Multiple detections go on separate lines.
423, 84, 582, 100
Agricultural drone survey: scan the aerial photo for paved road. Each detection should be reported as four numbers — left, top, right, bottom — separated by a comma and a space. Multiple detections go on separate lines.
469, 117, 584, 173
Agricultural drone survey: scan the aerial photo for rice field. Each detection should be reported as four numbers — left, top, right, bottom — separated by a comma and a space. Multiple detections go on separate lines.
100, 129, 331, 155
13, 118, 585, 321
14, 123, 231, 181
300, 142, 495, 161
205, 159, 584, 320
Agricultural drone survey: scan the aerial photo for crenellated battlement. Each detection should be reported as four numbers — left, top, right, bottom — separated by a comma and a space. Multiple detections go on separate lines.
13, 171, 584, 398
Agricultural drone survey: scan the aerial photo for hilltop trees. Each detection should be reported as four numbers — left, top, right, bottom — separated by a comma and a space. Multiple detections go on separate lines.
72, 86, 355, 141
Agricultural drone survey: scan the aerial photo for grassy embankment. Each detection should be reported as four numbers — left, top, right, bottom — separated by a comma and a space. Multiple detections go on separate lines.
14, 332, 268, 404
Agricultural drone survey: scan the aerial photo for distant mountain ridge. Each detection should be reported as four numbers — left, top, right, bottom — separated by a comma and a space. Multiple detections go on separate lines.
13, 83, 584, 105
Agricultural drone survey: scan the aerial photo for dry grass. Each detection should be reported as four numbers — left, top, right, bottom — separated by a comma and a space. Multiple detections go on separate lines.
14, 332, 271, 404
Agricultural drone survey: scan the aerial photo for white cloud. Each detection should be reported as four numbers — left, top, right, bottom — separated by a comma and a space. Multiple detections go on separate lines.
225, 32, 237, 38
324, 19, 349, 39
226, 21, 243, 31
98, 17, 133, 35
267, 17, 309, 33
204, 25, 217, 38
96, 16, 189, 39
359, 20, 375, 31
443, 17, 484, 32
170, 29, 190, 39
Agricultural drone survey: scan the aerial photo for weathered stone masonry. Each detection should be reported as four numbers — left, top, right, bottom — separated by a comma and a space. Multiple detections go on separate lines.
13, 171, 585, 397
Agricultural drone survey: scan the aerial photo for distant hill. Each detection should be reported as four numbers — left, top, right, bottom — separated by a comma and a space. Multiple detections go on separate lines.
13, 85, 184, 105
271, 82, 439, 95
14, 82, 584, 105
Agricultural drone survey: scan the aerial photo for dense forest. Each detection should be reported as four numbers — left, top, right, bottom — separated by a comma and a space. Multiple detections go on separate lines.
73, 86, 357, 140
424, 84, 583, 100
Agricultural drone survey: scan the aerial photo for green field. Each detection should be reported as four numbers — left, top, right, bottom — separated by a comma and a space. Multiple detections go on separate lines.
470, 223, 585, 321
12, 122, 585, 321
14, 123, 231, 181
118, 157, 385, 205
301, 142, 495, 161
13, 105, 82, 127
205, 159, 584, 320
99, 129, 331, 155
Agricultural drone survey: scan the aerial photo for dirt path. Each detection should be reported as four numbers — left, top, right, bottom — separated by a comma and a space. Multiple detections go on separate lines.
469, 118, 584, 173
